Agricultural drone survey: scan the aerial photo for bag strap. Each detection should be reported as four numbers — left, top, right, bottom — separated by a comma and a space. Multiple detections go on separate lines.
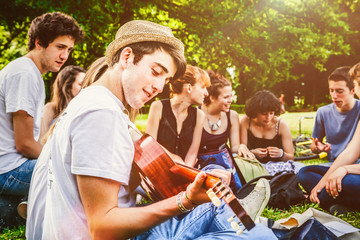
239, 170, 294, 188
272, 170, 294, 178
240, 174, 273, 188
220, 144, 247, 185
276, 118, 281, 135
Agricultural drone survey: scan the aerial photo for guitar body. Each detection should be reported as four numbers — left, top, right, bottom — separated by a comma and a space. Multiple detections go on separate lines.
133, 134, 255, 231
133, 134, 190, 201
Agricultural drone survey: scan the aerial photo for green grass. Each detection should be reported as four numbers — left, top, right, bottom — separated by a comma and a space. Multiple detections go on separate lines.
2, 111, 358, 239
0, 225, 25, 240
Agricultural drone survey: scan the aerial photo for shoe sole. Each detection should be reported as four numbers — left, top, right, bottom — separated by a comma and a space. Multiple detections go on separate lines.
17, 202, 27, 219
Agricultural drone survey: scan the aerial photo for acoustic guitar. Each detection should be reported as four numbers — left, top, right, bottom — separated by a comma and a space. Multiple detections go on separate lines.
133, 134, 255, 233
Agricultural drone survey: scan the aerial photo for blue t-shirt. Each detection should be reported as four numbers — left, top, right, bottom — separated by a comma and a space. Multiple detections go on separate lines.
312, 100, 360, 161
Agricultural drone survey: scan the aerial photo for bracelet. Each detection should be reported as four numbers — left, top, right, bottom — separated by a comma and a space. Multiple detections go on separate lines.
279, 149, 284, 158
185, 191, 199, 206
343, 166, 349, 175
176, 192, 192, 213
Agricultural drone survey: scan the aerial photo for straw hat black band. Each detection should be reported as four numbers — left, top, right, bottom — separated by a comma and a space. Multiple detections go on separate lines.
105, 20, 184, 65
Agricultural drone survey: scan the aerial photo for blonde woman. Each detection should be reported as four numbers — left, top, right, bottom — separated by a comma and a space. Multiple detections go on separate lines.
146, 65, 210, 167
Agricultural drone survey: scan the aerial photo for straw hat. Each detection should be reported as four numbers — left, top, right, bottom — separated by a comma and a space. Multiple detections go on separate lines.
105, 20, 184, 65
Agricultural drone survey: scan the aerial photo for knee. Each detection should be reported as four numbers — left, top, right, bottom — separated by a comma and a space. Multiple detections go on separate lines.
297, 167, 309, 182
342, 175, 360, 192
246, 223, 277, 240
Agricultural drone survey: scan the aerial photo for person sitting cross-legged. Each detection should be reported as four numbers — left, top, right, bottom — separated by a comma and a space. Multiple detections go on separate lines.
298, 62, 360, 215
311, 66, 360, 166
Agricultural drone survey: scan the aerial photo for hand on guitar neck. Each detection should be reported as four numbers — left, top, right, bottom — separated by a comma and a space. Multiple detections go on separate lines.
179, 167, 232, 205
170, 163, 255, 233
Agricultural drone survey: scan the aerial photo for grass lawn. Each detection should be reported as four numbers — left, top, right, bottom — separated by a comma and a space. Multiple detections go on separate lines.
2, 111, 359, 239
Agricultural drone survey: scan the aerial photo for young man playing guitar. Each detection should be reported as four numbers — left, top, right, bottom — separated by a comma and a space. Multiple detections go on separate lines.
27, 20, 276, 239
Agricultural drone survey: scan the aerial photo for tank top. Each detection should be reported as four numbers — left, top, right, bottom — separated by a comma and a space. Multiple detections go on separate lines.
247, 118, 283, 163
157, 99, 197, 160
199, 111, 231, 153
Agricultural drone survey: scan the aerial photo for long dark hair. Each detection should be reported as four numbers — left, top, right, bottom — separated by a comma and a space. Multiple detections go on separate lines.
51, 65, 85, 118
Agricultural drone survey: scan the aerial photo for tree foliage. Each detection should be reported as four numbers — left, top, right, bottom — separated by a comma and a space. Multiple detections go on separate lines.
1, 0, 359, 106
154, 0, 359, 104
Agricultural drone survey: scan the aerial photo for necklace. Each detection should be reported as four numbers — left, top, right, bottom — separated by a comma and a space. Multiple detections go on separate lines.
208, 117, 221, 131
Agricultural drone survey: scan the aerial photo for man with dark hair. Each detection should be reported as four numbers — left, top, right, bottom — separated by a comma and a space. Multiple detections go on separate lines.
27, 19, 276, 239
310, 66, 360, 165
27, 12, 84, 51
0, 11, 84, 228
298, 65, 360, 215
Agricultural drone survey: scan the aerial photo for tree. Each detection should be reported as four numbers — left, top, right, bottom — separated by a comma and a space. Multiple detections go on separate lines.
1, 0, 359, 107
154, 0, 357, 105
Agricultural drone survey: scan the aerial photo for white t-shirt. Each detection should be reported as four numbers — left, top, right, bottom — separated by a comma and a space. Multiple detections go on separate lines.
0, 57, 44, 173
27, 86, 139, 240
26, 137, 51, 240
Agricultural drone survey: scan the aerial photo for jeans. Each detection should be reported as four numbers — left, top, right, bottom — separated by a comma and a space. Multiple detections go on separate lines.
298, 165, 360, 210
0, 159, 36, 229
133, 201, 277, 240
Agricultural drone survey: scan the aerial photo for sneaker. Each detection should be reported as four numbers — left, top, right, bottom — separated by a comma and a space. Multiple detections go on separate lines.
239, 178, 270, 222
17, 201, 27, 219
329, 204, 349, 215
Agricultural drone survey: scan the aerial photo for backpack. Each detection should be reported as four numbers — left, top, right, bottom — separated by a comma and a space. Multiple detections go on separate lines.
236, 171, 306, 210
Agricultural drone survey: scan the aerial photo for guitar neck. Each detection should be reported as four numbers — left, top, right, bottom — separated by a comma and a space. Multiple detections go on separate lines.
170, 163, 220, 189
